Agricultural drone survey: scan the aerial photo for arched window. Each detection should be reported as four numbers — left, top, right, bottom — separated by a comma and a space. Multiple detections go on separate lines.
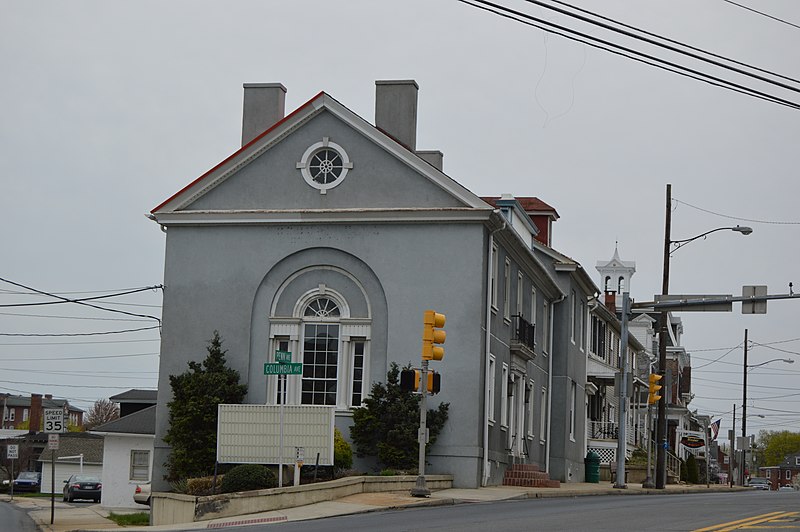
604, 276, 611, 292
301, 297, 340, 406
618, 276, 625, 294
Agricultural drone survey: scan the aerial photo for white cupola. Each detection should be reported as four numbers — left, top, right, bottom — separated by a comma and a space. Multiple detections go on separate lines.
596, 244, 636, 309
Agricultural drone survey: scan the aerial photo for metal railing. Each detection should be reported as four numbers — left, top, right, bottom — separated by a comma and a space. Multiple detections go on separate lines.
588, 421, 641, 446
511, 315, 535, 351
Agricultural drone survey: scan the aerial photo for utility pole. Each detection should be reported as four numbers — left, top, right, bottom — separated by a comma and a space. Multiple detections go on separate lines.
614, 292, 630, 489
655, 184, 671, 489
741, 328, 748, 487
730, 405, 736, 488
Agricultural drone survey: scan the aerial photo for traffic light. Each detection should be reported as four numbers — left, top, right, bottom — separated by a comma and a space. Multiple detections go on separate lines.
422, 310, 446, 361
399, 368, 441, 394
648, 373, 663, 404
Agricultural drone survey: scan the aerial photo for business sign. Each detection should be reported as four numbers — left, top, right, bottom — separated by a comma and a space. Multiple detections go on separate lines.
43, 408, 65, 433
7, 444, 18, 459
681, 435, 705, 449
217, 404, 334, 465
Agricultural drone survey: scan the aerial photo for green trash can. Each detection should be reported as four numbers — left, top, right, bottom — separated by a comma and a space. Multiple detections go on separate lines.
585, 451, 601, 483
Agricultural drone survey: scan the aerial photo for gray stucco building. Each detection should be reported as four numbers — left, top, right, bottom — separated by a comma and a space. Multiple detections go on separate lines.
149, 80, 592, 489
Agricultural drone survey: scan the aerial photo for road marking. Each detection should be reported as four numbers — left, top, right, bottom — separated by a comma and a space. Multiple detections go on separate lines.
694, 512, 795, 532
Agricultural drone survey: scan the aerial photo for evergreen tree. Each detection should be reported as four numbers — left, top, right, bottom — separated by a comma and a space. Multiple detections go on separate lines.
350, 362, 449, 471
163, 331, 247, 481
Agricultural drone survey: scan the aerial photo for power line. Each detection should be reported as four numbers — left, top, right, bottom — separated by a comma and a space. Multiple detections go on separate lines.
0, 285, 162, 296
673, 198, 800, 225
0, 379, 138, 390
0, 325, 160, 337
0, 338, 160, 346
0, 277, 162, 324
457, 0, 800, 110
0, 285, 161, 308
0, 352, 158, 361
0, 310, 152, 322
552, 0, 800, 85
721, 0, 800, 31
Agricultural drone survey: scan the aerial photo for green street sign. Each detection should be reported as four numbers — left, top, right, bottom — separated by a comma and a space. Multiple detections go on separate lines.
264, 362, 303, 375
275, 350, 292, 363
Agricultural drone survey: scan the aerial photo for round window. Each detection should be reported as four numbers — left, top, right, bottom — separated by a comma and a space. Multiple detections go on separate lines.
297, 138, 352, 193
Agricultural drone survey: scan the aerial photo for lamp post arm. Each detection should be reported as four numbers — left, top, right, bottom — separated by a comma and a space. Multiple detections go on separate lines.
670, 226, 752, 254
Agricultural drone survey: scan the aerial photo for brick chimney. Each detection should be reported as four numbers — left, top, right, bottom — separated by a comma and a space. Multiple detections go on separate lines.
604, 291, 617, 314
241, 83, 287, 147
29, 393, 42, 433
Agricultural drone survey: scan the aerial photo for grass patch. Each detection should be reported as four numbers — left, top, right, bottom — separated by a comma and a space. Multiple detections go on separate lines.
108, 512, 150, 526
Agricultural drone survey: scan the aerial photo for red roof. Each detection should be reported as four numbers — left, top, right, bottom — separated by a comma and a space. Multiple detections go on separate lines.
480, 196, 559, 218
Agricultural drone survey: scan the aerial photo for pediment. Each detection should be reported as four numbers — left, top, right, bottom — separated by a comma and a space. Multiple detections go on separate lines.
152, 93, 489, 221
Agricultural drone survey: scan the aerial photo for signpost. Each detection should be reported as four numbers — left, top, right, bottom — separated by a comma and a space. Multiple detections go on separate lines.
43, 408, 64, 525
264, 351, 303, 488
7, 444, 18, 500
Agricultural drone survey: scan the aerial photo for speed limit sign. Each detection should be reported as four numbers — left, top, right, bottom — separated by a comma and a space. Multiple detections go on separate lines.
44, 408, 65, 433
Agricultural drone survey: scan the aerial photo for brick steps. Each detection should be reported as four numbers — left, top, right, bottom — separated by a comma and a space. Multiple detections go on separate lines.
502, 463, 561, 488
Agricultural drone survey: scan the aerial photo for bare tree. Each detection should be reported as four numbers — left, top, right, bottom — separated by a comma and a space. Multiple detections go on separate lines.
84, 399, 120, 429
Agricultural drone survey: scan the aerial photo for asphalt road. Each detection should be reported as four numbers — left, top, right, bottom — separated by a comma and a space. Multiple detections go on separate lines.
0, 500, 39, 532
218, 490, 799, 532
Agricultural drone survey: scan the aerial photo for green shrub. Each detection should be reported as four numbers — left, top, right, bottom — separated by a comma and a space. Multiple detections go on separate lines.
187, 475, 224, 495
219, 464, 277, 493
334, 428, 353, 470
170, 478, 189, 494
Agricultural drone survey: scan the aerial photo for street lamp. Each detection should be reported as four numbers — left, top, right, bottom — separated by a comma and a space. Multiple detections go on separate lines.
655, 184, 754, 489
740, 353, 793, 485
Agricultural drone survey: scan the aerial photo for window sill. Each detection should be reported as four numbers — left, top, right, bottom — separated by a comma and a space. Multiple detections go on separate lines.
500, 425, 508, 431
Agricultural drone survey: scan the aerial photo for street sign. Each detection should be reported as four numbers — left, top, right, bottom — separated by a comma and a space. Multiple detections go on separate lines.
654, 295, 733, 312
43, 408, 65, 433
48, 434, 60, 450
7, 444, 18, 459
275, 350, 292, 363
742, 285, 768, 314
264, 362, 303, 375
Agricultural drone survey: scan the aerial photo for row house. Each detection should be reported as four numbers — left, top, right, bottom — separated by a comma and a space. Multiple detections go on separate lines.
760, 452, 800, 490
1, 393, 84, 431
585, 248, 649, 466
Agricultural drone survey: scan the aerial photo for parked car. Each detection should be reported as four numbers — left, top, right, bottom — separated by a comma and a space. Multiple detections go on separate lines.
133, 482, 151, 506
778, 485, 796, 492
62, 474, 102, 503
13, 472, 41, 492
748, 477, 770, 490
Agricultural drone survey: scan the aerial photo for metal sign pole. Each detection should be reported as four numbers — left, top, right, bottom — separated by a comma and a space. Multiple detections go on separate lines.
411, 360, 430, 497
50, 450, 55, 525
9, 457, 13, 501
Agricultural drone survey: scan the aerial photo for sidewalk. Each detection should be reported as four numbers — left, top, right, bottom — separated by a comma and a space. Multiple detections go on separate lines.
2, 483, 749, 532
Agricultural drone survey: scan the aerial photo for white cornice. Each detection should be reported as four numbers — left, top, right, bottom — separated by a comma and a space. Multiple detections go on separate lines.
154, 207, 493, 226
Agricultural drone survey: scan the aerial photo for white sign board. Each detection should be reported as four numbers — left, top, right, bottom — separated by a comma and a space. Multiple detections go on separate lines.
7, 444, 18, 459
44, 408, 65, 433
48, 434, 60, 450
217, 404, 334, 465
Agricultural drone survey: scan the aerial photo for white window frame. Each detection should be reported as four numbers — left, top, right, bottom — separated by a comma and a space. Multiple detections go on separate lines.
570, 290, 577, 343
787, 470, 792, 480
516, 272, 524, 316
488, 355, 496, 424
501, 363, 509, 428
349, 338, 369, 407
526, 379, 535, 439
579, 301, 586, 351
539, 387, 547, 443
530, 288, 537, 328
296, 137, 353, 194
8, 410, 14, 422
22, 408, 29, 422
491, 245, 498, 311
569, 380, 577, 442
796, 457, 800, 466
542, 301, 550, 355
130, 450, 150, 482
503, 259, 511, 322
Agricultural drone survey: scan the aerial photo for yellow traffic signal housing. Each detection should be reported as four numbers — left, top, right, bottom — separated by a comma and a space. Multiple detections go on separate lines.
422, 310, 446, 361
399, 369, 441, 394
648, 373, 663, 405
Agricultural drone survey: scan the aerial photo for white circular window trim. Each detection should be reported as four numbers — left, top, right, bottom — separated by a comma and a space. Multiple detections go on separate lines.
296, 137, 353, 193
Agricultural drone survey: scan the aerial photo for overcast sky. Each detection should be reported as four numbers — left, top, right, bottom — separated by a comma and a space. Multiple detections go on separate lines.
2, 1, 798, 445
